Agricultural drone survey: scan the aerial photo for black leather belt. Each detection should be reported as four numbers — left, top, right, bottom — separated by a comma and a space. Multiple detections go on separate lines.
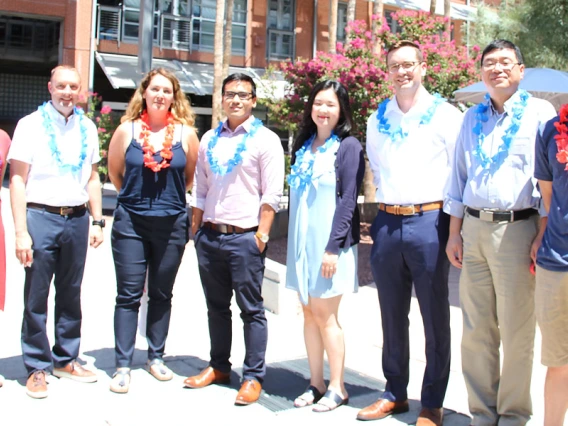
465, 207, 537, 223
202, 222, 258, 234
27, 202, 87, 216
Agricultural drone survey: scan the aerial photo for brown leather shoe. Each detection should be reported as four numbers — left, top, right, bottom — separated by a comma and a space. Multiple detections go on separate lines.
183, 366, 230, 389
53, 360, 97, 383
26, 370, 48, 399
416, 407, 444, 426
357, 398, 409, 421
235, 379, 262, 405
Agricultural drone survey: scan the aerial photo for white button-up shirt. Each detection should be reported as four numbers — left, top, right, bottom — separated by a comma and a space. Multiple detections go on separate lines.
8, 102, 100, 206
367, 91, 463, 205
444, 91, 557, 218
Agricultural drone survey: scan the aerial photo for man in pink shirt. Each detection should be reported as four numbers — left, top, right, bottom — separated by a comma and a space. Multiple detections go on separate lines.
184, 73, 284, 405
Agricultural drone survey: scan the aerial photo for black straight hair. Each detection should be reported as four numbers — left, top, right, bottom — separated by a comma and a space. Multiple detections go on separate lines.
480, 39, 524, 66
221, 73, 257, 98
291, 79, 354, 164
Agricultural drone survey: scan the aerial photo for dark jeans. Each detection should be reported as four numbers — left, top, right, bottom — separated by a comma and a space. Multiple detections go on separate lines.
112, 204, 188, 368
194, 226, 267, 383
22, 208, 89, 374
370, 209, 451, 408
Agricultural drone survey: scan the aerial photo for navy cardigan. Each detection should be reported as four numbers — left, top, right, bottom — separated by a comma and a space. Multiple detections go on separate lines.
324, 136, 366, 254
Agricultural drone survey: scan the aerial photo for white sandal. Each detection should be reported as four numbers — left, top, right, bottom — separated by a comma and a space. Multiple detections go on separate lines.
109, 368, 131, 393
146, 359, 173, 381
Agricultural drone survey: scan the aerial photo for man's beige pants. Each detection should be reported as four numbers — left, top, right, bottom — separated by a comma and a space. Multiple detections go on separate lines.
460, 213, 538, 426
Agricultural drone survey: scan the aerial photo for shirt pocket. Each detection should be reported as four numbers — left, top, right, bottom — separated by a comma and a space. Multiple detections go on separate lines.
506, 136, 532, 169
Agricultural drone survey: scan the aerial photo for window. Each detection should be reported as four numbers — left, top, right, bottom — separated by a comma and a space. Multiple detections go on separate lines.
0, 16, 59, 62
385, 10, 401, 34
104, 0, 247, 54
267, 0, 295, 60
191, 0, 247, 53
337, 2, 348, 42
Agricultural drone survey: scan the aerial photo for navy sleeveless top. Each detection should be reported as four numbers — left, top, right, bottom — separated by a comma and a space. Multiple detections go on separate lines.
117, 123, 187, 216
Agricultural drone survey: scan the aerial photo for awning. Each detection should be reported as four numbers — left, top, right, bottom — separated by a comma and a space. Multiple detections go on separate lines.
384, 0, 476, 21
95, 52, 286, 99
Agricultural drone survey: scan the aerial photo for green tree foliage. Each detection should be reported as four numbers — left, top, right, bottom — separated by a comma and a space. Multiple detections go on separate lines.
471, 0, 568, 70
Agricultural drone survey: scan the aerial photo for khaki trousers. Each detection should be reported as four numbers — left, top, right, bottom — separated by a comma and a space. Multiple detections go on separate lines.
460, 213, 537, 426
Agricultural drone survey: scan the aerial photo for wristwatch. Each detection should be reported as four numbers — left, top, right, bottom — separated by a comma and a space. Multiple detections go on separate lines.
255, 231, 269, 243
92, 219, 106, 228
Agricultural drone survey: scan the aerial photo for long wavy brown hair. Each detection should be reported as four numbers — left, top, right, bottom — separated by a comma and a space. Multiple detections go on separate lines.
121, 68, 195, 127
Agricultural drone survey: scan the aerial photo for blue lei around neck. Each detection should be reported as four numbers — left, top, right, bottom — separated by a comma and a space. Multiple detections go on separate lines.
39, 102, 88, 175
287, 132, 339, 191
206, 118, 263, 175
376, 93, 445, 142
472, 89, 530, 169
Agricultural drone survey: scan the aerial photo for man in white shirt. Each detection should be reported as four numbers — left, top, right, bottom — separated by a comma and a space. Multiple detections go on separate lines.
445, 40, 556, 426
9, 65, 104, 399
357, 41, 463, 425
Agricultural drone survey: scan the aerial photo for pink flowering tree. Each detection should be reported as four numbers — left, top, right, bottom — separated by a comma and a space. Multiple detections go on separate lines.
83, 93, 116, 183
264, 11, 479, 144
262, 11, 480, 200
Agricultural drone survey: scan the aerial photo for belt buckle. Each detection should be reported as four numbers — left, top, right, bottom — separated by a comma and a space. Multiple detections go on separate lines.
217, 224, 229, 233
479, 209, 495, 222
401, 205, 416, 216
60, 207, 73, 216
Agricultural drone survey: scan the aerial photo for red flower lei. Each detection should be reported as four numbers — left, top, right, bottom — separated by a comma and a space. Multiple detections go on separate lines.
554, 104, 568, 170
139, 111, 175, 172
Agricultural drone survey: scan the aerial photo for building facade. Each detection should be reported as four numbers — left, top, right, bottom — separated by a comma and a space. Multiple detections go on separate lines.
0, 0, 477, 136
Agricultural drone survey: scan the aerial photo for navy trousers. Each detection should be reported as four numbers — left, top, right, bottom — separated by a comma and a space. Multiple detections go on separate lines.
22, 207, 89, 374
370, 209, 451, 408
194, 227, 267, 383
111, 204, 188, 368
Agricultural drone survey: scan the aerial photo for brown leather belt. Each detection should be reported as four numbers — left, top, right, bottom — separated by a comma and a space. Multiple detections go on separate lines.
27, 202, 87, 216
202, 222, 258, 234
379, 201, 443, 216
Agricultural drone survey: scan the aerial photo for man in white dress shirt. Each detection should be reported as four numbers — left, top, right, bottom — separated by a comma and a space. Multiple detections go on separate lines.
445, 40, 556, 426
357, 41, 463, 425
9, 65, 104, 399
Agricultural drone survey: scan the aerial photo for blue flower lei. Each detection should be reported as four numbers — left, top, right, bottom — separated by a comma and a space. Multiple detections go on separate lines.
206, 118, 263, 175
38, 102, 88, 175
376, 93, 446, 142
472, 89, 530, 168
287, 133, 339, 191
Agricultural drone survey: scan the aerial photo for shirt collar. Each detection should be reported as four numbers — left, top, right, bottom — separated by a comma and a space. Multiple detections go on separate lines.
486, 89, 524, 117
221, 115, 256, 135
387, 90, 435, 117
45, 101, 77, 125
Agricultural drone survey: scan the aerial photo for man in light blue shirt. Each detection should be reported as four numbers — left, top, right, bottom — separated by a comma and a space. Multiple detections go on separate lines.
444, 40, 556, 426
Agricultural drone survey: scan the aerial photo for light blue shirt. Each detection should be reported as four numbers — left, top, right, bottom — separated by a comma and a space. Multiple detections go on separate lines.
444, 91, 556, 219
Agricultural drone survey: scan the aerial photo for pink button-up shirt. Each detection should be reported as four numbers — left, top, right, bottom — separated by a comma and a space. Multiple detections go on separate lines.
192, 116, 285, 228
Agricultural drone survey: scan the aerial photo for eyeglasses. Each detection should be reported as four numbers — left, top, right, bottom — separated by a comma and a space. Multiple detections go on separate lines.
388, 61, 421, 73
223, 91, 254, 100
481, 61, 521, 71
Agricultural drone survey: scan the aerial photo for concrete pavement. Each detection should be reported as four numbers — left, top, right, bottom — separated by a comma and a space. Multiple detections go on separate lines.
0, 186, 558, 426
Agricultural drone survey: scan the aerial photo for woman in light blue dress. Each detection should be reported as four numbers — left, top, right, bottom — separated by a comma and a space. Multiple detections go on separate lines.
286, 80, 365, 412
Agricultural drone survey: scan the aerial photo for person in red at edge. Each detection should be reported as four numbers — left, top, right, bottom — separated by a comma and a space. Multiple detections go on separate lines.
0, 129, 11, 387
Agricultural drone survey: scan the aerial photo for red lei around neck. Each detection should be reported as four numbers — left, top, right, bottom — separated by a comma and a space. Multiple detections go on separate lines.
139, 111, 175, 172
554, 104, 568, 170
